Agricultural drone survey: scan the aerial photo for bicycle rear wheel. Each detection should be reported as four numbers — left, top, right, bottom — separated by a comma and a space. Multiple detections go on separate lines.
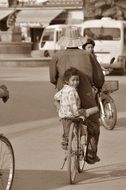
77, 125, 87, 173
0, 135, 15, 190
67, 123, 77, 184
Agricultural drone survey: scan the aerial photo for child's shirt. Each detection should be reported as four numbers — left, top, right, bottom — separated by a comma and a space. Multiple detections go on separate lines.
54, 84, 81, 118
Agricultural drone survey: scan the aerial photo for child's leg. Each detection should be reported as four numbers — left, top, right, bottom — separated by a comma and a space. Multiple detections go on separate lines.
61, 119, 72, 139
61, 118, 72, 149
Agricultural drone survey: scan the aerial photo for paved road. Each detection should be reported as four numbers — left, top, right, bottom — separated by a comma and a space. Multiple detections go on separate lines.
0, 67, 126, 190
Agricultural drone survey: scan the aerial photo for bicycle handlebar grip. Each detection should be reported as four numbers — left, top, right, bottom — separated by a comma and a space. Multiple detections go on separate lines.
86, 106, 99, 117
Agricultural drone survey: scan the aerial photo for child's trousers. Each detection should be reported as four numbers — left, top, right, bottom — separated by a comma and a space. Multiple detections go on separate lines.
61, 118, 72, 139
61, 118, 87, 139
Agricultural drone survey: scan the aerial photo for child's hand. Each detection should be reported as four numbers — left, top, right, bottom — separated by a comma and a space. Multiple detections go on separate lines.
79, 109, 90, 117
79, 109, 89, 117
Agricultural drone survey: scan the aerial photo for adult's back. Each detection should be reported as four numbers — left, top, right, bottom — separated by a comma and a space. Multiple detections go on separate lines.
50, 48, 104, 108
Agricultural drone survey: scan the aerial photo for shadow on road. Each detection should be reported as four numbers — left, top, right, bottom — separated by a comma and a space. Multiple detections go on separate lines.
76, 162, 126, 185
12, 169, 68, 190
12, 162, 126, 189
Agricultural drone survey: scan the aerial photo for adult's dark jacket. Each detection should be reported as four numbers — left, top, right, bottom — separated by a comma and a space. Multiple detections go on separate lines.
49, 49, 105, 109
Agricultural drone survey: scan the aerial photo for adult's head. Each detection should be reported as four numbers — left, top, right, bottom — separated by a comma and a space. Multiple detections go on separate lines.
82, 38, 95, 53
58, 26, 86, 48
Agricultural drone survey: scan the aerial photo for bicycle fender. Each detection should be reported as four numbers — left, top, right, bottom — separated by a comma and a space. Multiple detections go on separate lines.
101, 93, 114, 102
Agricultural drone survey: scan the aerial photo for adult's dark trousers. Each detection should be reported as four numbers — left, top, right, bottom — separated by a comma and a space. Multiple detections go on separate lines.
85, 113, 100, 159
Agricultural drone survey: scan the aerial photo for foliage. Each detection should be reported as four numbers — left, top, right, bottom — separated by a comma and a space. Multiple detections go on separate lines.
83, 0, 126, 20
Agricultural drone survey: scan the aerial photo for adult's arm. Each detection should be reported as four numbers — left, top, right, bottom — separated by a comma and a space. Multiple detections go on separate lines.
90, 54, 105, 89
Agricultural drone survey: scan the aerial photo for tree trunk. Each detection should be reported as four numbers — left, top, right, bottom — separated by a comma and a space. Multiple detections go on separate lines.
8, 0, 17, 7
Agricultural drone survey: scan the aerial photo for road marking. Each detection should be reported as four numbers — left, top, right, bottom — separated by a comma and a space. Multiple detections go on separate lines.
0, 117, 60, 136
0, 67, 125, 82
0, 111, 126, 136
0, 67, 49, 82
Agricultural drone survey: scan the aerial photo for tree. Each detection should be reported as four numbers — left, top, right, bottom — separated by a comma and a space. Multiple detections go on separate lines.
82, 0, 126, 20
8, 0, 17, 7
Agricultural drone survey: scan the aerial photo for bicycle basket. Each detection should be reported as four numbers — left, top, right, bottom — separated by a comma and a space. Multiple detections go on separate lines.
102, 80, 119, 93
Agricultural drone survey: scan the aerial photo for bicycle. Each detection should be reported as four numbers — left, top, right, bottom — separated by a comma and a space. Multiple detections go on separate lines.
0, 134, 15, 190
61, 107, 98, 184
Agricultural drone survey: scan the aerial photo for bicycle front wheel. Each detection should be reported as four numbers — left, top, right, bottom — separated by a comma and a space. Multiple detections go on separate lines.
0, 135, 15, 190
101, 98, 117, 130
67, 123, 77, 184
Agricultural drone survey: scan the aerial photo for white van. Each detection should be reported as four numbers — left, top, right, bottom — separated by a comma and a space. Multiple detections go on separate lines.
80, 17, 126, 74
39, 24, 67, 58
39, 24, 81, 58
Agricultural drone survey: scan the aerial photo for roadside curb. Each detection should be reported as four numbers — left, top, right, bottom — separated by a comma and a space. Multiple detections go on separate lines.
0, 57, 51, 67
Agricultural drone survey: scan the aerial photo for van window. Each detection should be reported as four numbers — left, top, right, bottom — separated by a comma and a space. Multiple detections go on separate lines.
56, 30, 63, 42
42, 28, 54, 41
83, 27, 120, 41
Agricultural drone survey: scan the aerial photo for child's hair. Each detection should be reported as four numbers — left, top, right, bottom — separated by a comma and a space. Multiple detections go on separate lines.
63, 67, 79, 83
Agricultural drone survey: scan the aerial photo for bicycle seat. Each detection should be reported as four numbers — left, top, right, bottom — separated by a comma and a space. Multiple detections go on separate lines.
66, 116, 85, 123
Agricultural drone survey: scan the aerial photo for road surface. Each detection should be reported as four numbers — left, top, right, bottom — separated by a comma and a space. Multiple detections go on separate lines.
0, 67, 126, 190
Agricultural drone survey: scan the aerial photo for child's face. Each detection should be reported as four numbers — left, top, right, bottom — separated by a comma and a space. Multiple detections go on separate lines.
85, 44, 94, 53
68, 75, 79, 88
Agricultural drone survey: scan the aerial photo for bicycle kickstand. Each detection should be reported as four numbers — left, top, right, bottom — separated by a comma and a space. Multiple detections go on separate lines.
60, 156, 67, 170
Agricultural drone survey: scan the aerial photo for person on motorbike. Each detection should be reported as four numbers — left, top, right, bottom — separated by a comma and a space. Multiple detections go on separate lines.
82, 38, 95, 54
82, 37, 108, 74
49, 26, 105, 164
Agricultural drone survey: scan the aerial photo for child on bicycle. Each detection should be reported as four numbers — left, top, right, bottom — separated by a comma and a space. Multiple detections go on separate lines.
54, 67, 89, 150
